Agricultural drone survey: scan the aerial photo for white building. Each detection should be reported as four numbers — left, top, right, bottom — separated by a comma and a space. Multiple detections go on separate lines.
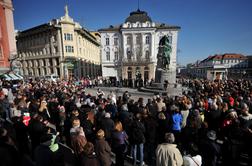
186, 53, 248, 80
99, 9, 180, 85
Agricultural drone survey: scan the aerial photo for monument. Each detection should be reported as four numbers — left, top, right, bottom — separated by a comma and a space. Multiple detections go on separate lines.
155, 35, 175, 86
139, 35, 183, 97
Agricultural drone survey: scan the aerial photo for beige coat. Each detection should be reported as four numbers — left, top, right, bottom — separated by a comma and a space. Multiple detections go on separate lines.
156, 143, 183, 166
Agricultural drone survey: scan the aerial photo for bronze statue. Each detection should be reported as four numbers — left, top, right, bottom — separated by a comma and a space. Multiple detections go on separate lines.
158, 36, 172, 70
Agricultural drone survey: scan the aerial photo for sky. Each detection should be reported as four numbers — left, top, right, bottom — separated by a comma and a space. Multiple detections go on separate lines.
13, 0, 252, 65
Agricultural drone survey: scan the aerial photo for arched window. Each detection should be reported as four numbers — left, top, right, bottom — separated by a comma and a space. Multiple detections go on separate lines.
128, 67, 132, 80
106, 51, 110, 61
144, 66, 149, 81
146, 22, 150, 27
127, 36, 131, 45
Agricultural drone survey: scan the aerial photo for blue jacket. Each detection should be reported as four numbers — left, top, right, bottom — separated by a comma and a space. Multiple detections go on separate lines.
172, 113, 182, 131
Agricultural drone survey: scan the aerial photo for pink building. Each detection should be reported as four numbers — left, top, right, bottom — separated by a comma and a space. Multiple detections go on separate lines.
0, 0, 16, 73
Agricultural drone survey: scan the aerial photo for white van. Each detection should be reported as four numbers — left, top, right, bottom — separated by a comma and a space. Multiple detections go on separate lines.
44, 74, 59, 82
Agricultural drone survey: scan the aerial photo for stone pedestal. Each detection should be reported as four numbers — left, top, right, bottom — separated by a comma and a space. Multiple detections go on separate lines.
160, 70, 176, 85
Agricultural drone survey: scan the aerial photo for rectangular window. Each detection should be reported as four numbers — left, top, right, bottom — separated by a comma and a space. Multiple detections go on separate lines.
106, 38, 110, 45
65, 46, 74, 53
106, 51, 110, 61
114, 51, 119, 60
64, 33, 73, 41
114, 38, 118, 45
145, 36, 150, 44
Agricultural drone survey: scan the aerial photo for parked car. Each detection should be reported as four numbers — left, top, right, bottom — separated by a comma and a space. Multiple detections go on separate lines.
43, 74, 59, 82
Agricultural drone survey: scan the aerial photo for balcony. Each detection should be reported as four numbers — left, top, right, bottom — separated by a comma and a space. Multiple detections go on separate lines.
122, 57, 153, 66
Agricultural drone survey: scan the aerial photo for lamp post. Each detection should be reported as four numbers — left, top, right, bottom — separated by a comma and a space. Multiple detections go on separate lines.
243, 70, 246, 80
225, 68, 228, 80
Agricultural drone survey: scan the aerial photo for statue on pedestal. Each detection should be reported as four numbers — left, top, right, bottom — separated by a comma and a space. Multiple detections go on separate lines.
155, 35, 172, 84
157, 35, 172, 70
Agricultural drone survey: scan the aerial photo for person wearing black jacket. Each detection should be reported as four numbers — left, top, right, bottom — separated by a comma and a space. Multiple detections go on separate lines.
129, 113, 145, 166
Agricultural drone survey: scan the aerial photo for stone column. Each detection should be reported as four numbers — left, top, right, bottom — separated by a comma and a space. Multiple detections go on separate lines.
52, 58, 57, 75
151, 32, 155, 62
122, 34, 127, 59
132, 34, 136, 60
141, 33, 144, 58
45, 59, 50, 75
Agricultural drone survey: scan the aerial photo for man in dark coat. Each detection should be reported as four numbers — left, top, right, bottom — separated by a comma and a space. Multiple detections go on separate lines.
100, 113, 114, 144
34, 133, 75, 166
129, 113, 145, 166
0, 127, 20, 166
200, 130, 221, 166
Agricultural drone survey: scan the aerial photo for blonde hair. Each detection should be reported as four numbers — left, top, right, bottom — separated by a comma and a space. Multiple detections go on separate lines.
114, 121, 123, 132
96, 129, 105, 139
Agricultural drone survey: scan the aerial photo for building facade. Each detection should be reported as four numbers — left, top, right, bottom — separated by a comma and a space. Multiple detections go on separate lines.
99, 9, 180, 85
185, 53, 248, 80
16, 6, 101, 79
0, 0, 17, 74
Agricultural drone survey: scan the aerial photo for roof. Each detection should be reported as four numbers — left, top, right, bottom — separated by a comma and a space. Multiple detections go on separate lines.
98, 25, 121, 32
200, 53, 247, 65
156, 23, 181, 30
16, 23, 53, 38
125, 9, 152, 23
222, 53, 247, 60
209, 54, 247, 60
99, 9, 181, 31
76, 28, 100, 46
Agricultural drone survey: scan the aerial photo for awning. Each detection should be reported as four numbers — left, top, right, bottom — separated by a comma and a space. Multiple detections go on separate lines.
8, 73, 20, 80
14, 73, 23, 80
0, 74, 12, 80
0, 73, 23, 80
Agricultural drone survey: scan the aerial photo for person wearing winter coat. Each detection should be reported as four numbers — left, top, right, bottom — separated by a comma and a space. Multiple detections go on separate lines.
129, 113, 145, 166
95, 129, 112, 166
111, 121, 128, 166
80, 142, 100, 166
100, 113, 114, 144
156, 133, 183, 166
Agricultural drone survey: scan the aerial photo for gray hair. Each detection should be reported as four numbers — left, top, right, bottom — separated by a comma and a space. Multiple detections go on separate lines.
164, 133, 175, 143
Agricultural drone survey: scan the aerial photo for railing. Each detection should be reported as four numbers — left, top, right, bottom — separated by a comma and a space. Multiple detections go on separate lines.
122, 58, 153, 63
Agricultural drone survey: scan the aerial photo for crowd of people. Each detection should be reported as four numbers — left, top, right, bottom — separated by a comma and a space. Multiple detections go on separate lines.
0, 78, 252, 166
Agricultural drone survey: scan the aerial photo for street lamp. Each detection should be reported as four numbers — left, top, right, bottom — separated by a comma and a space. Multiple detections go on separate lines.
243, 70, 246, 80
225, 68, 228, 80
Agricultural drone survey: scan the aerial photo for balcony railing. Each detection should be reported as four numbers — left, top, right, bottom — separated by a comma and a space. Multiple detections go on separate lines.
122, 57, 152, 63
